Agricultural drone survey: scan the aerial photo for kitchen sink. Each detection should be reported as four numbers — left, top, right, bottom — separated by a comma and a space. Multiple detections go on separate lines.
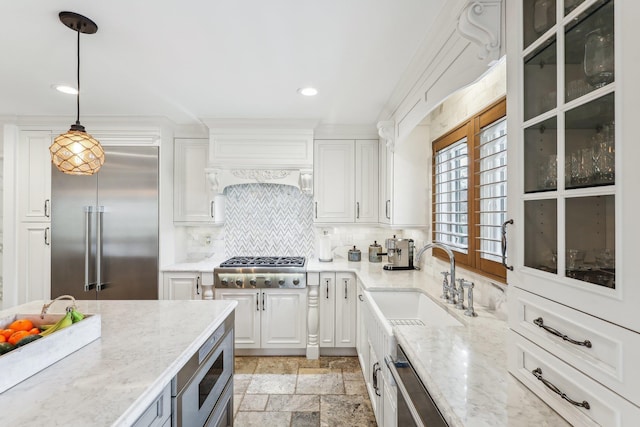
364, 288, 463, 328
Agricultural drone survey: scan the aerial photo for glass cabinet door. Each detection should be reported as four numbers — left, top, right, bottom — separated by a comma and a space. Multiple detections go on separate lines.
520, 0, 616, 289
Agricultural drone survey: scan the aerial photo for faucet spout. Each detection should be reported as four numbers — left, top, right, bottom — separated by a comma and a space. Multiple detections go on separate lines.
414, 242, 456, 301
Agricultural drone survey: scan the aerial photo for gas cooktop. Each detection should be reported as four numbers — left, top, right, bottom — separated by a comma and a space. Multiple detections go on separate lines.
219, 256, 306, 268
214, 256, 307, 289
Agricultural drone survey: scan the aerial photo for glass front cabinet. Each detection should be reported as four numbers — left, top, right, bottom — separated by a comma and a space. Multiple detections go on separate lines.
506, 0, 640, 425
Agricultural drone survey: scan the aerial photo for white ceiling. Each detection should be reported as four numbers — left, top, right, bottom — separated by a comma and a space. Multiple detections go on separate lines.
0, 1, 447, 127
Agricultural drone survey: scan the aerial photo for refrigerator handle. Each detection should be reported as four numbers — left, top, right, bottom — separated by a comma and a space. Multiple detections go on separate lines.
96, 206, 105, 291
84, 206, 95, 292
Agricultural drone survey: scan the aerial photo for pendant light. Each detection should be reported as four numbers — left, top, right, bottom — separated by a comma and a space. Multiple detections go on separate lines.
50, 11, 105, 175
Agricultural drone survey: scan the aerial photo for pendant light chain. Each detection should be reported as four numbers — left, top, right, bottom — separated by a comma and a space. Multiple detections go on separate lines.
76, 28, 80, 126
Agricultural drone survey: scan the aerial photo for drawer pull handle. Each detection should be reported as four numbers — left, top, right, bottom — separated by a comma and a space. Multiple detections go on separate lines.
532, 368, 590, 410
533, 317, 592, 348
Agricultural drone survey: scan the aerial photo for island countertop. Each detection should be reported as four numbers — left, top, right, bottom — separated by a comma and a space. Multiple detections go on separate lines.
0, 299, 236, 426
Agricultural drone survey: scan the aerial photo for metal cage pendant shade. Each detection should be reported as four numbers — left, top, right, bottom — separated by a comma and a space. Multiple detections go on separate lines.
50, 11, 105, 176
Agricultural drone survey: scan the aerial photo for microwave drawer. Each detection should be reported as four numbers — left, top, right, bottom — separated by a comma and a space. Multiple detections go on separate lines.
508, 331, 640, 427
508, 287, 640, 406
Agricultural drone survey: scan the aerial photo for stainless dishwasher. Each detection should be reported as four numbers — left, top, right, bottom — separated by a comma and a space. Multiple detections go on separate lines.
385, 344, 448, 427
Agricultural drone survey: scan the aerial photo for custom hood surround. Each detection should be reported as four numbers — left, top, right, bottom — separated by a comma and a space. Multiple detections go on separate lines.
203, 119, 315, 195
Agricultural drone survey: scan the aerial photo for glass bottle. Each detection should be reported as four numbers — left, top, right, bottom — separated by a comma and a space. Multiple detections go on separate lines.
534, 0, 554, 34
584, 24, 614, 88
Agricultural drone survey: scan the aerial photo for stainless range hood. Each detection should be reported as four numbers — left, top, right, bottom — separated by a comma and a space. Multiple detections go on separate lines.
202, 119, 316, 194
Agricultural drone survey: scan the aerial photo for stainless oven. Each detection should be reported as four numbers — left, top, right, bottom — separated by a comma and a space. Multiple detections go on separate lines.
385, 344, 448, 427
172, 314, 234, 427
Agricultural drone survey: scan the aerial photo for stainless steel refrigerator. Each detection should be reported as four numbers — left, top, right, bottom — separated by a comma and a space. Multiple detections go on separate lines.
51, 146, 159, 300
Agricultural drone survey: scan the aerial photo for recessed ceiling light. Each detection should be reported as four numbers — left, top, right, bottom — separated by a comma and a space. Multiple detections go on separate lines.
53, 84, 78, 95
298, 87, 318, 96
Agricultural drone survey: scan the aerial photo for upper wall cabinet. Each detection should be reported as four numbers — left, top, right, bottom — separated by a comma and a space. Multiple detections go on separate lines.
18, 131, 52, 222
174, 138, 224, 225
377, 125, 430, 228
313, 140, 378, 224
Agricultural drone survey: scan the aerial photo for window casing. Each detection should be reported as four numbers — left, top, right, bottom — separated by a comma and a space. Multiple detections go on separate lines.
432, 98, 507, 281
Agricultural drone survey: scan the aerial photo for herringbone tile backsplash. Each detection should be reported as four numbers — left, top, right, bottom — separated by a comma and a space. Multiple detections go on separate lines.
224, 183, 315, 258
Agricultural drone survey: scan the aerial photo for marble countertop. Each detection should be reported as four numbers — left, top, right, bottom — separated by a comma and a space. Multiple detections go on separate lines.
0, 299, 236, 426
307, 257, 569, 426
161, 254, 226, 272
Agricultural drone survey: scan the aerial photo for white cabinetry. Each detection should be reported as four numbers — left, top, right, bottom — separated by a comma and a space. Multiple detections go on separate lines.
317, 272, 357, 348
174, 139, 224, 225
377, 126, 429, 227
131, 383, 171, 427
17, 223, 50, 303
215, 288, 307, 349
18, 131, 52, 222
162, 272, 201, 300
506, 0, 640, 423
16, 130, 52, 305
313, 140, 378, 224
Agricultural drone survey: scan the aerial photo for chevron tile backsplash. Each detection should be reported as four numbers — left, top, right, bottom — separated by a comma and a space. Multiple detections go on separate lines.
224, 183, 315, 258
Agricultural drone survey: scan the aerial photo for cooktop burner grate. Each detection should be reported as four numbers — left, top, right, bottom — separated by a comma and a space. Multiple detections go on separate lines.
219, 256, 306, 268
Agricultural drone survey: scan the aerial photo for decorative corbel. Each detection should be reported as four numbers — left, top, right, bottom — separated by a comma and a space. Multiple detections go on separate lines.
376, 120, 396, 152
457, 0, 502, 61
205, 168, 221, 194
299, 169, 313, 195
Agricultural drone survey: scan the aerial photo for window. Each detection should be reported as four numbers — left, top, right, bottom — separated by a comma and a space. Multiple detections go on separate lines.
432, 98, 507, 281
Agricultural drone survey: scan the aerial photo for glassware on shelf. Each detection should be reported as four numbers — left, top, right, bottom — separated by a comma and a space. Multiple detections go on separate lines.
537, 154, 557, 190
594, 248, 614, 269
590, 123, 615, 184
566, 248, 586, 270
584, 25, 614, 88
569, 148, 594, 187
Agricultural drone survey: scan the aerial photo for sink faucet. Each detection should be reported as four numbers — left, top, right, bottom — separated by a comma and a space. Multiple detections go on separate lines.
414, 242, 456, 302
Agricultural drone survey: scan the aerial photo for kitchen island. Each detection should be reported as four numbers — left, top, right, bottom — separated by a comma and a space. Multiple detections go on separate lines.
0, 299, 236, 426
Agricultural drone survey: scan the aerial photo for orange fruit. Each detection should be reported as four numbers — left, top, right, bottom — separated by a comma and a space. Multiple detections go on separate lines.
9, 319, 34, 332
28, 328, 40, 335
0, 335, 5, 343
1, 329, 15, 339
8, 330, 29, 345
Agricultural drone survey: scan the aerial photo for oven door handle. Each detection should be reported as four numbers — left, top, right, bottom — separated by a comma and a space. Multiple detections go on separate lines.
385, 355, 426, 427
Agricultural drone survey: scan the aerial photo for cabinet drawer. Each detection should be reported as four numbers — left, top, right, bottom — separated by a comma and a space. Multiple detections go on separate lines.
132, 383, 171, 427
508, 331, 640, 427
509, 287, 640, 405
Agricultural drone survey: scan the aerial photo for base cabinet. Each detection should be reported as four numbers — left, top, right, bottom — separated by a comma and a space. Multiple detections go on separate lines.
317, 272, 357, 348
18, 223, 50, 304
131, 383, 171, 427
215, 288, 307, 349
162, 272, 201, 300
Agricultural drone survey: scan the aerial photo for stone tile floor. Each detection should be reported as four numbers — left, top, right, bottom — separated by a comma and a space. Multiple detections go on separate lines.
233, 356, 377, 427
